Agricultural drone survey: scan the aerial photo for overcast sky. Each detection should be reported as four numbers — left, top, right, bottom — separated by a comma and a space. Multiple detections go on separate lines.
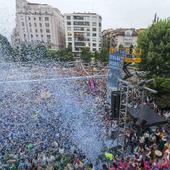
0, 0, 170, 39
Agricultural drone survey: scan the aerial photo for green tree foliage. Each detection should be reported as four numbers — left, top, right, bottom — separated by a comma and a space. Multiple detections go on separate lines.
137, 19, 170, 108
0, 34, 13, 61
149, 78, 170, 108
81, 47, 109, 63
98, 47, 109, 63
47, 48, 75, 62
137, 19, 170, 77
118, 44, 124, 51
80, 47, 93, 63
18, 42, 48, 62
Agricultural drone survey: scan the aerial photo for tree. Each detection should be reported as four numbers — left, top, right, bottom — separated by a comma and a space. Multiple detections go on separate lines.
98, 48, 109, 63
47, 48, 75, 62
137, 19, 170, 108
80, 47, 93, 63
149, 78, 170, 108
0, 34, 13, 61
18, 42, 48, 62
118, 44, 124, 51
137, 19, 170, 78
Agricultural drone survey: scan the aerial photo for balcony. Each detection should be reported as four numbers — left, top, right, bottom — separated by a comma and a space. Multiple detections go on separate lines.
74, 42, 85, 46
73, 21, 90, 26
74, 37, 90, 42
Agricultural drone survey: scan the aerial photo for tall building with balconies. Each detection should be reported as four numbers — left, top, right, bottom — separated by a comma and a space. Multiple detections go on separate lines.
64, 13, 102, 53
12, 0, 65, 50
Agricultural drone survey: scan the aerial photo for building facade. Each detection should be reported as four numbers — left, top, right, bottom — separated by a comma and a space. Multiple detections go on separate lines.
64, 13, 102, 53
102, 28, 138, 50
12, 0, 65, 49
102, 28, 115, 50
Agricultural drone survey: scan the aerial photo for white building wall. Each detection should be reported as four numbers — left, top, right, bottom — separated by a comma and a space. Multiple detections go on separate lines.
116, 36, 124, 48
116, 35, 138, 48
64, 13, 102, 53
12, 0, 65, 49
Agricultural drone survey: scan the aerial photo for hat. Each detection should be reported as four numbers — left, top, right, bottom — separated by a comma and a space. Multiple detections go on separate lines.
162, 137, 167, 141
105, 152, 113, 161
155, 150, 162, 157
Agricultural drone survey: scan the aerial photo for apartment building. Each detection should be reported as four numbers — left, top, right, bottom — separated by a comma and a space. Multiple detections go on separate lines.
102, 28, 115, 50
102, 28, 138, 49
64, 13, 102, 53
12, 0, 65, 49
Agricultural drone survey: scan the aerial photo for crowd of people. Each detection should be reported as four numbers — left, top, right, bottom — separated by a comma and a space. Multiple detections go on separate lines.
144, 97, 170, 119
0, 62, 108, 169
0, 62, 169, 170
0, 125, 169, 169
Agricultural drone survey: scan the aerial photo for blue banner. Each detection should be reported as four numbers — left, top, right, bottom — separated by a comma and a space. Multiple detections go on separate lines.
107, 51, 124, 104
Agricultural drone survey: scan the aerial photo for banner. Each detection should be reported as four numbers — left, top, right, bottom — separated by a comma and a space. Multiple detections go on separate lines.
107, 51, 124, 104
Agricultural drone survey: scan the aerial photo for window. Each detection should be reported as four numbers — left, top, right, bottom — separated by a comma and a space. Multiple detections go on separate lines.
39, 17, 41, 21
92, 16, 97, 21
75, 47, 81, 51
125, 30, 133, 37
84, 16, 90, 21
34, 17, 36, 21
93, 43, 96, 47
92, 38, 96, 42
68, 37, 72, 41
35, 29, 38, 33
31, 34, 33, 38
45, 23, 50, 27
93, 48, 96, 52
73, 16, 84, 20
75, 42, 85, 46
41, 35, 43, 38
21, 22, 24, 26
74, 27, 84, 31
68, 42, 72, 46
28, 17, 30, 20
46, 29, 50, 33
99, 23, 102, 27
67, 32, 72, 36
24, 34, 26, 38
39, 23, 42, 27
86, 33, 90, 36
36, 34, 38, 38
40, 29, 43, 33
92, 33, 97, 37
74, 21, 90, 26
92, 22, 97, 26
47, 35, 51, 39
34, 23, 37, 27
67, 21, 71, 25
67, 16, 71, 20
29, 23, 31, 27
67, 27, 71, 31
92, 28, 96, 32
45, 17, 49, 21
